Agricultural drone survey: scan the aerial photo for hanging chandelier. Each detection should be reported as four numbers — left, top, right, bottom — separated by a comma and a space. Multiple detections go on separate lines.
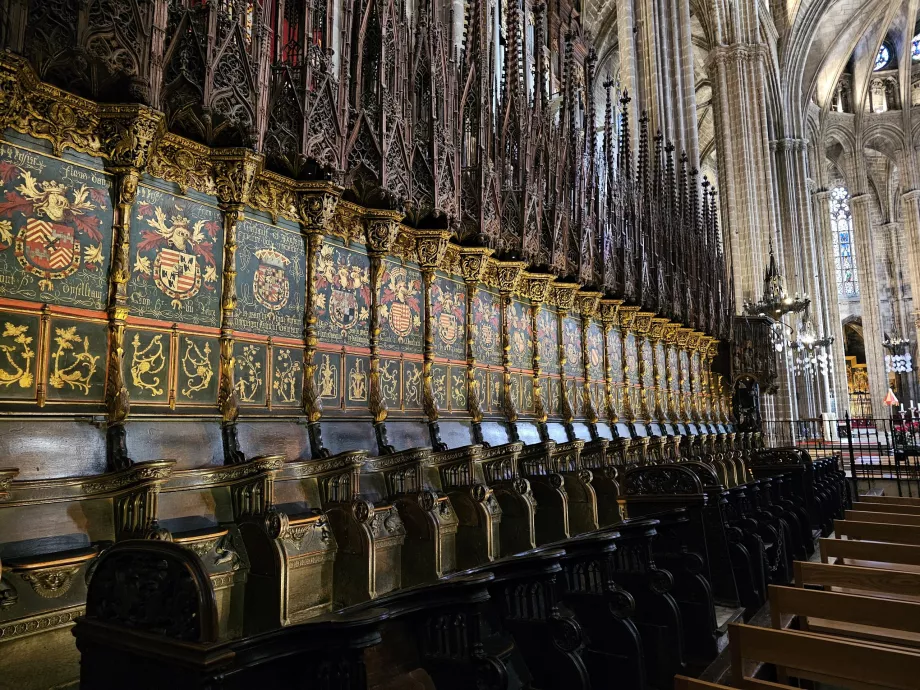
743, 241, 811, 318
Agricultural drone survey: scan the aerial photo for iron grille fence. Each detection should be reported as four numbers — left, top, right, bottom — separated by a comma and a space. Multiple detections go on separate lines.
761, 413, 920, 498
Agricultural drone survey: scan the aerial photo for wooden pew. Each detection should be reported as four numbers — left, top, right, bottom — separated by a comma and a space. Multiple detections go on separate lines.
852, 501, 920, 516
794, 560, 920, 598
858, 494, 920, 506
820, 536, 920, 568
834, 518, 920, 546
767, 584, 920, 648
845, 509, 920, 526
729, 622, 920, 690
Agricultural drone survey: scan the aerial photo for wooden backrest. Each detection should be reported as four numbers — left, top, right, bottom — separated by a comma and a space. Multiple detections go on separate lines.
794, 560, 920, 597
846, 510, 920, 526
853, 502, 920, 516
821, 537, 920, 567
768, 584, 920, 634
858, 495, 920, 506
835, 519, 920, 546
729, 623, 920, 690
674, 676, 789, 690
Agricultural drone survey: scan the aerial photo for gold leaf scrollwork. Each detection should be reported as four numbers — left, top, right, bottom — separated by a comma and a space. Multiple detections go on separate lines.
0, 323, 35, 389
318, 354, 338, 398
130, 333, 165, 396
433, 369, 447, 407
349, 359, 367, 401
49, 327, 99, 394
380, 360, 398, 403
234, 344, 263, 403
181, 340, 214, 398
18, 566, 80, 599
451, 372, 466, 408
273, 349, 302, 403
405, 365, 421, 406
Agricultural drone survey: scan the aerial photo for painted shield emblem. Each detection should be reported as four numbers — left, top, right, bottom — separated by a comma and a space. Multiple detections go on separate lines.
16, 219, 80, 279
329, 289, 359, 330
389, 302, 413, 337
154, 248, 201, 300
438, 312, 458, 344
479, 323, 496, 350
254, 264, 290, 311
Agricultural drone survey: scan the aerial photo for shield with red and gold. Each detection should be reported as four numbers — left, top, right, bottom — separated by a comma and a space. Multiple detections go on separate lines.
154, 248, 201, 300
438, 312, 458, 344
253, 263, 289, 311
15, 218, 80, 279
389, 301, 413, 337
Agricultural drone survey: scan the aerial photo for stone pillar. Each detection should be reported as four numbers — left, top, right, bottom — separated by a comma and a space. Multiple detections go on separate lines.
812, 188, 850, 416
849, 193, 890, 419
901, 190, 920, 348
615, 0, 640, 155
674, 0, 699, 164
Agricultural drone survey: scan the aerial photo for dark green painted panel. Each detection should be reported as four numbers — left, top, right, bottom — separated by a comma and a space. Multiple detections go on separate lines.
315, 241, 370, 347
0, 141, 113, 310
315, 351, 343, 409
129, 185, 223, 327
508, 299, 533, 370
344, 354, 369, 407
124, 328, 170, 403
0, 310, 40, 400
449, 365, 467, 412
379, 260, 423, 353
380, 358, 401, 408
235, 218, 305, 339
45, 318, 107, 401
176, 334, 219, 405
234, 341, 267, 406
271, 346, 303, 407
403, 360, 422, 409
472, 289, 501, 366
431, 273, 466, 360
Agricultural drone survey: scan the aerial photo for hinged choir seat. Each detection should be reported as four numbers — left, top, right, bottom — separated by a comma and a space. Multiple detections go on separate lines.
0, 461, 174, 690
157, 455, 289, 638
572, 421, 626, 527
514, 421, 596, 544
275, 450, 401, 609
361, 449, 459, 588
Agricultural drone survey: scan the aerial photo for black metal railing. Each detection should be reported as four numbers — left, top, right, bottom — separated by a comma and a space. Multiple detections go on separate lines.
761, 413, 920, 498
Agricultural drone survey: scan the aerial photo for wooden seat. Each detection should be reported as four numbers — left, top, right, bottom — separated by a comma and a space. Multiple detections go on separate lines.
834, 518, 920, 546
845, 509, 920, 525
852, 501, 920, 516
794, 559, 920, 600
729, 622, 920, 690
820, 536, 920, 572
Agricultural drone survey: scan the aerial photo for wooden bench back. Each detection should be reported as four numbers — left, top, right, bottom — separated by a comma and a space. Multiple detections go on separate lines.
835, 519, 920, 545
853, 501, 920, 516
821, 537, 920, 567
729, 623, 920, 690
858, 495, 920, 506
845, 510, 920, 526
795, 560, 920, 597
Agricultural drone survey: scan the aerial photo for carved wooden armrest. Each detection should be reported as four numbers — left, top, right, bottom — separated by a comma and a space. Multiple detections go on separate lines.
3, 545, 98, 608
0, 468, 19, 501
364, 447, 433, 500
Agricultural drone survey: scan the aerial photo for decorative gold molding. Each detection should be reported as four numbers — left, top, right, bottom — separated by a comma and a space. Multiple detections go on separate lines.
0, 469, 18, 501
520, 272, 554, 303
549, 282, 579, 312
0, 605, 84, 641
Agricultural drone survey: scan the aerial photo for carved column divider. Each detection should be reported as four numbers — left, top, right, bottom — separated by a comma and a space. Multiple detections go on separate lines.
675, 327, 692, 423
414, 230, 452, 451
686, 331, 703, 423
618, 306, 640, 423
363, 209, 403, 456
634, 312, 654, 422
577, 291, 602, 439
297, 182, 342, 458
699, 336, 715, 425
457, 247, 492, 445
99, 109, 164, 472
494, 260, 526, 433
662, 323, 680, 422
599, 299, 622, 428
212, 150, 262, 465
551, 282, 578, 437
650, 317, 669, 422
522, 272, 554, 442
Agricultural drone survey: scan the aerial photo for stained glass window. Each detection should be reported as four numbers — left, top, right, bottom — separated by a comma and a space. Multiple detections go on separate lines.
830, 186, 859, 297
874, 43, 891, 70
912, 35, 920, 62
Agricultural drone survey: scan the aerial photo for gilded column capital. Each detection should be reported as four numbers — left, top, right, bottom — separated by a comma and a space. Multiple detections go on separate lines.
457, 246, 494, 283
575, 291, 602, 318
662, 323, 680, 343
211, 149, 264, 206
633, 312, 655, 335
649, 317, 669, 341
549, 282, 579, 312
98, 105, 165, 172
618, 305, 641, 329
413, 230, 452, 270
364, 209, 404, 254
675, 327, 693, 347
297, 182, 343, 234
599, 299, 623, 324
521, 272, 554, 303
491, 259, 527, 295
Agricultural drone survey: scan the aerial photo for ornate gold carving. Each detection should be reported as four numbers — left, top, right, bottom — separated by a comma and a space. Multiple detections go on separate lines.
180, 339, 213, 398
273, 348, 302, 404
575, 291, 601, 318
17, 565, 81, 598
0, 605, 84, 641
130, 332, 166, 396
457, 246, 493, 283
0, 469, 18, 502
0, 322, 36, 391
297, 183, 342, 233
521, 272, 554, 303
492, 259, 527, 294
414, 230, 452, 270
329, 200, 366, 244
49, 326, 99, 395
549, 282, 578, 312
147, 133, 216, 196
457, 247, 493, 422
415, 230, 452, 424
211, 150, 263, 206
364, 209, 403, 254
248, 172, 299, 225
98, 105, 165, 171
234, 344, 263, 403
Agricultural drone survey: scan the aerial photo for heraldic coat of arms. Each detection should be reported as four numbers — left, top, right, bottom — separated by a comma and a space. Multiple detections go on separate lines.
0, 166, 106, 292
134, 205, 219, 309
253, 247, 290, 311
